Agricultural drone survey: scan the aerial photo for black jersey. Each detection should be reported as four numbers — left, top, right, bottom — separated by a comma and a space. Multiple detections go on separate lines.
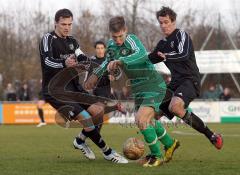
39, 31, 88, 95
149, 29, 200, 90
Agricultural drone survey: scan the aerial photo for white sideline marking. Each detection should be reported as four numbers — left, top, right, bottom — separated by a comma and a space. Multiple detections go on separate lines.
172, 131, 240, 137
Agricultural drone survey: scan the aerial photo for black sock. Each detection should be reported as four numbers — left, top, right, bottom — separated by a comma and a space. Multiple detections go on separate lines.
75, 136, 85, 144
182, 111, 213, 140
83, 128, 112, 155
37, 108, 45, 123
76, 129, 88, 144
96, 124, 103, 133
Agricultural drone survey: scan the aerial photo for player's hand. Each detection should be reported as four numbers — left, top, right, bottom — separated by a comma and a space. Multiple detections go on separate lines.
107, 60, 123, 72
157, 52, 166, 60
84, 74, 98, 90
65, 54, 77, 67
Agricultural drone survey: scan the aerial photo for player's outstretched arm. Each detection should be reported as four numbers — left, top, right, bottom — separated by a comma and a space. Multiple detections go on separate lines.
84, 57, 109, 90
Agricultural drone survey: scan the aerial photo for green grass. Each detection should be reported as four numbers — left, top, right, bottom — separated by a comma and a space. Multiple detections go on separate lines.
0, 124, 240, 175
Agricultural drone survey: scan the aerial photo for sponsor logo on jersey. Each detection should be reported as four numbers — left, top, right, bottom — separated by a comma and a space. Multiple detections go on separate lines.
120, 48, 131, 56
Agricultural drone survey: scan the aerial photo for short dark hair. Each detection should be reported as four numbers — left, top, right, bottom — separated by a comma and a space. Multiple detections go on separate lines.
109, 16, 126, 33
55, 9, 73, 22
94, 41, 106, 48
156, 6, 177, 22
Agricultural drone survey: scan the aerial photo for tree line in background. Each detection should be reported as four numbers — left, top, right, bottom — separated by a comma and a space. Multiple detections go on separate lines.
0, 0, 240, 99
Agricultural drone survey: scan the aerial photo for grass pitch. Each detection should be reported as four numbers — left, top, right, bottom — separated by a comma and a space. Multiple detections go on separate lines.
0, 123, 239, 175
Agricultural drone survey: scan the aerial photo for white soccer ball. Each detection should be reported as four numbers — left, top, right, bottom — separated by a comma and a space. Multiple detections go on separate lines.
123, 137, 145, 160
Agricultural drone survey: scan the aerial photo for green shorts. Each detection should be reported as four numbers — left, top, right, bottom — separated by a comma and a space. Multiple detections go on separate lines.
132, 81, 166, 113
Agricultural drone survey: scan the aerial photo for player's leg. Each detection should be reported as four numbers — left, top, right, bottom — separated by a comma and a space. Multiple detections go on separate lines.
72, 109, 96, 160
36, 100, 47, 127
154, 119, 180, 162
44, 95, 95, 160
74, 103, 128, 163
92, 87, 107, 132
169, 80, 223, 149
92, 87, 126, 131
151, 91, 180, 163
135, 105, 164, 167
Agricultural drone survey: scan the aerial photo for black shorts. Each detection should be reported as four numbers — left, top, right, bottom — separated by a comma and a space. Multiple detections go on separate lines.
44, 94, 90, 120
159, 79, 199, 120
173, 79, 199, 107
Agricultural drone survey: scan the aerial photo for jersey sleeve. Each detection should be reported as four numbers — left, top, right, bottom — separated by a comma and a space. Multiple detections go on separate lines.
93, 59, 109, 78
165, 30, 190, 62
71, 38, 90, 62
119, 34, 148, 66
148, 41, 166, 64
39, 33, 65, 69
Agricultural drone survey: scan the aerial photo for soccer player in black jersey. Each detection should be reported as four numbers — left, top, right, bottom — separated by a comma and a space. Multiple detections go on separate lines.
91, 41, 111, 98
89, 41, 112, 131
39, 8, 127, 163
148, 6, 223, 150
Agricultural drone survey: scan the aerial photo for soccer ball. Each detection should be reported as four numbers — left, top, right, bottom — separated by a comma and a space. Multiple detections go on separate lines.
123, 137, 145, 160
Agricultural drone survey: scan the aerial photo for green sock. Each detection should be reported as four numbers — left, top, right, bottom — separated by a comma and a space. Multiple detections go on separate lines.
154, 120, 174, 149
140, 125, 162, 158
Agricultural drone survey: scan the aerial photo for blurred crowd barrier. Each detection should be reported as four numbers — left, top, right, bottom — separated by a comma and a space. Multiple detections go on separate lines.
0, 101, 240, 124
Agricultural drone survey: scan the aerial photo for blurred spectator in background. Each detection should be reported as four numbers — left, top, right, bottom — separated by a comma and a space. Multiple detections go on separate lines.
202, 84, 222, 100
91, 41, 111, 98
18, 83, 31, 101
219, 87, 231, 101
36, 90, 47, 127
36, 80, 47, 127
3, 83, 17, 101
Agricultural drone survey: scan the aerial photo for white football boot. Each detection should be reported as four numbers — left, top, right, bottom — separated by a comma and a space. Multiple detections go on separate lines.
103, 150, 128, 164
73, 138, 95, 160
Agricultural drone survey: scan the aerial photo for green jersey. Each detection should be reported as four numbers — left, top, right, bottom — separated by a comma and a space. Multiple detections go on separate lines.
94, 34, 166, 112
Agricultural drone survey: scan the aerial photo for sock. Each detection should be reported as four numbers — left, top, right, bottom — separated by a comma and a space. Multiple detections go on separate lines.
154, 120, 174, 148
75, 129, 88, 144
37, 108, 45, 123
83, 128, 112, 155
141, 125, 162, 158
75, 136, 85, 144
96, 124, 103, 133
182, 111, 213, 140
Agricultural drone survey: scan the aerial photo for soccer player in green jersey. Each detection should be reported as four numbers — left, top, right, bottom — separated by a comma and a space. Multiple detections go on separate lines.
85, 16, 179, 167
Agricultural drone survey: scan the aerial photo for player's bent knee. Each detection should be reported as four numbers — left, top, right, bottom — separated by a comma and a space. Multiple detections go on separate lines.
136, 107, 155, 130
169, 103, 185, 118
87, 104, 105, 127
169, 105, 179, 115
136, 115, 149, 130
87, 103, 105, 117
